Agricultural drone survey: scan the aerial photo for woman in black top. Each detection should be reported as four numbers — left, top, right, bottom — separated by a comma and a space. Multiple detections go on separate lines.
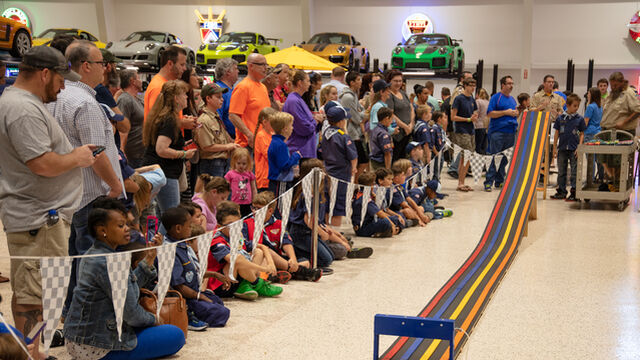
142, 80, 197, 213
385, 70, 415, 160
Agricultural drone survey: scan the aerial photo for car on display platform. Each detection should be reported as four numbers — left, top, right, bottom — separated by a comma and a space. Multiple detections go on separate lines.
391, 33, 464, 75
33, 28, 106, 48
298, 32, 370, 71
196, 32, 280, 70
107, 31, 195, 70
0, 16, 31, 57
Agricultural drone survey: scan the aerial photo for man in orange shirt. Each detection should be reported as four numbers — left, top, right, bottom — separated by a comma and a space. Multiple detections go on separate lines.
229, 53, 271, 149
144, 46, 188, 120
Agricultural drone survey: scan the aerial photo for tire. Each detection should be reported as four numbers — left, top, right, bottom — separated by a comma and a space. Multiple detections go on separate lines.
348, 54, 354, 71
10, 30, 31, 58
456, 58, 465, 77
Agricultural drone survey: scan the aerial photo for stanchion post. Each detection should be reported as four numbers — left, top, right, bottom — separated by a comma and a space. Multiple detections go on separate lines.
373, 58, 379, 72
310, 168, 320, 269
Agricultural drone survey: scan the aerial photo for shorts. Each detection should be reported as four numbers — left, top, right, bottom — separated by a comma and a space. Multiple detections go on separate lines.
7, 219, 70, 305
354, 140, 368, 164
455, 133, 475, 151
370, 159, 386, 171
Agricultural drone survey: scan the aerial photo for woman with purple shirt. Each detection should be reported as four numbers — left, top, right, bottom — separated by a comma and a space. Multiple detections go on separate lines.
283, 70, 324, 159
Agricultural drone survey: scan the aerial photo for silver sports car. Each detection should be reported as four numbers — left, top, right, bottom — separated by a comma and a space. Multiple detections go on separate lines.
106, 31, 195, 70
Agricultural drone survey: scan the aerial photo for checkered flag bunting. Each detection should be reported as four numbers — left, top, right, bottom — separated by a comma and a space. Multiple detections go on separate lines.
375, 185, 386, 209
345, 181, 355, 226
196, 233, 211, 291
227, 220, 244, 281
428, 158, 435, 181
106, 252, 132, 341
328, 176, 338, 224
41, 257, 72, 352
301, 170, 314, 215
494, 154, 504, 169
279, 188, 293, 244
252, 205, 268, 253
453, 144, 461, 164
503, 147, 514, 172
469, 153, 484, 184
156, 242, 177, 318
360, 185, 371, 228
463, 149, 472, 167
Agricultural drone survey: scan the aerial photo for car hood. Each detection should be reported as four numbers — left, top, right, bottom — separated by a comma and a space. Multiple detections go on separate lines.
300, 43, 349, 54
110, 40, 162, 54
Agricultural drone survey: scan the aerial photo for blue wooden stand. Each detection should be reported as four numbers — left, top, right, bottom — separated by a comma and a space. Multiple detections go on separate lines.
373, 314, 455, 359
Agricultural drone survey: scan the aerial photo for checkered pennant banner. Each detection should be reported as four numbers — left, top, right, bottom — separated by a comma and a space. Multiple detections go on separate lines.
41, 256, 72, 353
494, 154, 504, 169
344, 181, 355, 226
301, 171, 314, 216
429, 158, 435, 181
279, 188, 293, 244
469, 153, 485, 184
328, 176, 338, 224
227, 220, 244, 281
503, 147, 514, 172
409, 175, 416, 189
106, 252, 132, 341
375, 185, 386, 209
196, 233, 211, 291
156, 242, 177, 318
453, 144, 462, 164
484, 154, 494, 171
252, 205, 268, 253
463, 149, 472, 167
360, 185, 371, 228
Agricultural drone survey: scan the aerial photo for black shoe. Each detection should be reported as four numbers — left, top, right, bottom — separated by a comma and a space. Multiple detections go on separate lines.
320, 267, 334, 275
44, 329, 64, 348
292, 266, 322, 282
347, 247, 373, 259
598, 183, 610, 192
550, 192, 567, 200
565, 193, 577, 202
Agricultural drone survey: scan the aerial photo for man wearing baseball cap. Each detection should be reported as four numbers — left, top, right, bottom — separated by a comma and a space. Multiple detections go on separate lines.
0, 45, 96, 346
95, 48, 130, 149
196, 83, 238, 177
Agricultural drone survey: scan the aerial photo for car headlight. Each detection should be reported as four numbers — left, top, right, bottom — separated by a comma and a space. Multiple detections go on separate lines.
438, 47, 447, 54
239, 44, 249, 52
106, 41, 112, 49
394, 47, 402, 54
337, 45, 347, 53
145, 43, 156, 51
199, 44, 206, 51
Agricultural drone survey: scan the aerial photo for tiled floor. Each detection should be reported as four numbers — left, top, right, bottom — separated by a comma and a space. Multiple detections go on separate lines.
1, 176, 638, 359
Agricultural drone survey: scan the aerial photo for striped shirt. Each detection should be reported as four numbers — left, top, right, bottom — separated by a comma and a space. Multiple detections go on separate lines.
47, 80, 123, 208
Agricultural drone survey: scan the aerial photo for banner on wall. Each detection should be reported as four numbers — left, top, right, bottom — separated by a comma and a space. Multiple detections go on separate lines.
194, 7, 225, 44
628, 11, 640, 44
402, 13, 434, 41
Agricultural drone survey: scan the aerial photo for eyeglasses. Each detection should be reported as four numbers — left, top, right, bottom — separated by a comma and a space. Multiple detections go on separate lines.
85, 60, 107, 67
249, 62, 268, 67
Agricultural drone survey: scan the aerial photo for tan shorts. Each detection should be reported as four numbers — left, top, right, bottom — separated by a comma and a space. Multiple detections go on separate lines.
7, 220, 69, 305
455, 133, 475, 151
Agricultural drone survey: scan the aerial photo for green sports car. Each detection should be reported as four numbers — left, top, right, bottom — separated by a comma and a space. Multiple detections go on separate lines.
196, 32, 280, 70
391, 33, 464, 74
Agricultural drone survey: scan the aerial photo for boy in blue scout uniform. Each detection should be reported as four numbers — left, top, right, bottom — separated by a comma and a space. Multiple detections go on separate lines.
321, 101, 358, 226
162, 207, 231, 329
551, 94, 586, 201
369, 107, 395, 169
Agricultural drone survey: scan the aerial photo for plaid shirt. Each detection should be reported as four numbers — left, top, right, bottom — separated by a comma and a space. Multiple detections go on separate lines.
47, 80, 123, 208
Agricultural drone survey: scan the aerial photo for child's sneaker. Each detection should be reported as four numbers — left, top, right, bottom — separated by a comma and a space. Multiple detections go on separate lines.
187, 311, 208, 331
253, 278, 283, 297
550, 192, 566, 200
267, 270, 292, 284
233, 279, 258, 300
347, 247, 373, 259
292, 266, 322, 282
442, 209, 453, 217
484, 183, 492, 192
495, 183, 504, 189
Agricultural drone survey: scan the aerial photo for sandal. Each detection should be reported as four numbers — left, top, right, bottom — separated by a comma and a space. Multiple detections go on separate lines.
463, 185, 474, 191
456, 185, 469, 192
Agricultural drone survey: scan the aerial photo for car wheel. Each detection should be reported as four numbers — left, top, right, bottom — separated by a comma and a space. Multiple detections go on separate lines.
10, 30, 31, 58
457, 58, 464, 76
348, 54, 354, 71
187, 52, 195, 66
156, 49, 165, 68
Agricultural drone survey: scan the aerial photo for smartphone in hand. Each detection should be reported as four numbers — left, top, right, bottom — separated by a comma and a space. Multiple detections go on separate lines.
92, 146, 106, 156
145, 216, 159, 244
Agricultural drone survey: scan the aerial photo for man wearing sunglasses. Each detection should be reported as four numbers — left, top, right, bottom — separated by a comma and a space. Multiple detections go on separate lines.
229, 53, 271, 150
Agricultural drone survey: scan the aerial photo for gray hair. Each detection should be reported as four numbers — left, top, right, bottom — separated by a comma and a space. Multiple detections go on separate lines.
119, 69, 138, 89
65, 40, 96, 71
215, 58, 238, 80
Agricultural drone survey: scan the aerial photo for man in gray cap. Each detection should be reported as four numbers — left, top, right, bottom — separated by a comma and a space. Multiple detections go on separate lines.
0, 45, 96, 346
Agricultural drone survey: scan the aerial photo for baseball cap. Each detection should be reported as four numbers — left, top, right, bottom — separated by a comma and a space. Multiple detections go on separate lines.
201, 83, 228, 99
100, 48, 122, 64
372, 79, 390, 93
405, 141, 424, 154
21, 46, 81, 81
324, 100, 350, 122
100, 103, 125, 122
426, 180, 442, 193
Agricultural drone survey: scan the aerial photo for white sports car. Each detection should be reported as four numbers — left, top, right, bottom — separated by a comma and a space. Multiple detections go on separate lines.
106, 31, 195, 70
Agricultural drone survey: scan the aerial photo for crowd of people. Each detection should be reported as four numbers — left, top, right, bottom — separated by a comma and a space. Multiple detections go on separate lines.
1, 35, 639, 359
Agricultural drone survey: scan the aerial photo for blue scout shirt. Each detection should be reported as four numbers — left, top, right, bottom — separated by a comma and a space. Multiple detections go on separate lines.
390, 184, 409, 212
452, 93, 477, 135
487, 92, 518, 134
430, 124, 444, 151
321, 125, 358, 181
584, 102, 602, 135
167, 235, 200, 292
554, 112, 586, 151
408, 186, 428, 205
351, 191, 382, 229
413, 120, 432, 145
289, 194, 308, 227
370, 123, 393, 163
410, 158, 424, 184
216, 80, 235, 139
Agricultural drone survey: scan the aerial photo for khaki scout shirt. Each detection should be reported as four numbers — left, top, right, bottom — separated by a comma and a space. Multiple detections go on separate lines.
601, 88, 640, 131
195, 108, 232, 160
529, 91, 565, 121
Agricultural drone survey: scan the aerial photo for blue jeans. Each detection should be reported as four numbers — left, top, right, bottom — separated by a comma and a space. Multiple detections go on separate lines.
156, 178, 180, 215
288, 223, 334, 267
557, 149, 577, 194
448, 153, 460, 176
103, 325, 185, 360
475, 128, 488, 155
355, 218, 393, 237
583, 134, 603, 181
200, 158, 228, 177
484, 132, 516, 187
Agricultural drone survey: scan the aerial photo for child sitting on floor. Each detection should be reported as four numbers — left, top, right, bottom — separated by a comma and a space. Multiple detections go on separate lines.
352, 172, 400, 237
162, 207, 230, 329
374, 168, 407, 229
390, 160, 431, 226
208, 201, 283, 300
406, 141, 425, 186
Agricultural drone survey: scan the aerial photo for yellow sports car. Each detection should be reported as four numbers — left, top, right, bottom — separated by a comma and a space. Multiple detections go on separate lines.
299, 32, 370, 72
33, 28, 106, 48
0, 16, 31, 57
